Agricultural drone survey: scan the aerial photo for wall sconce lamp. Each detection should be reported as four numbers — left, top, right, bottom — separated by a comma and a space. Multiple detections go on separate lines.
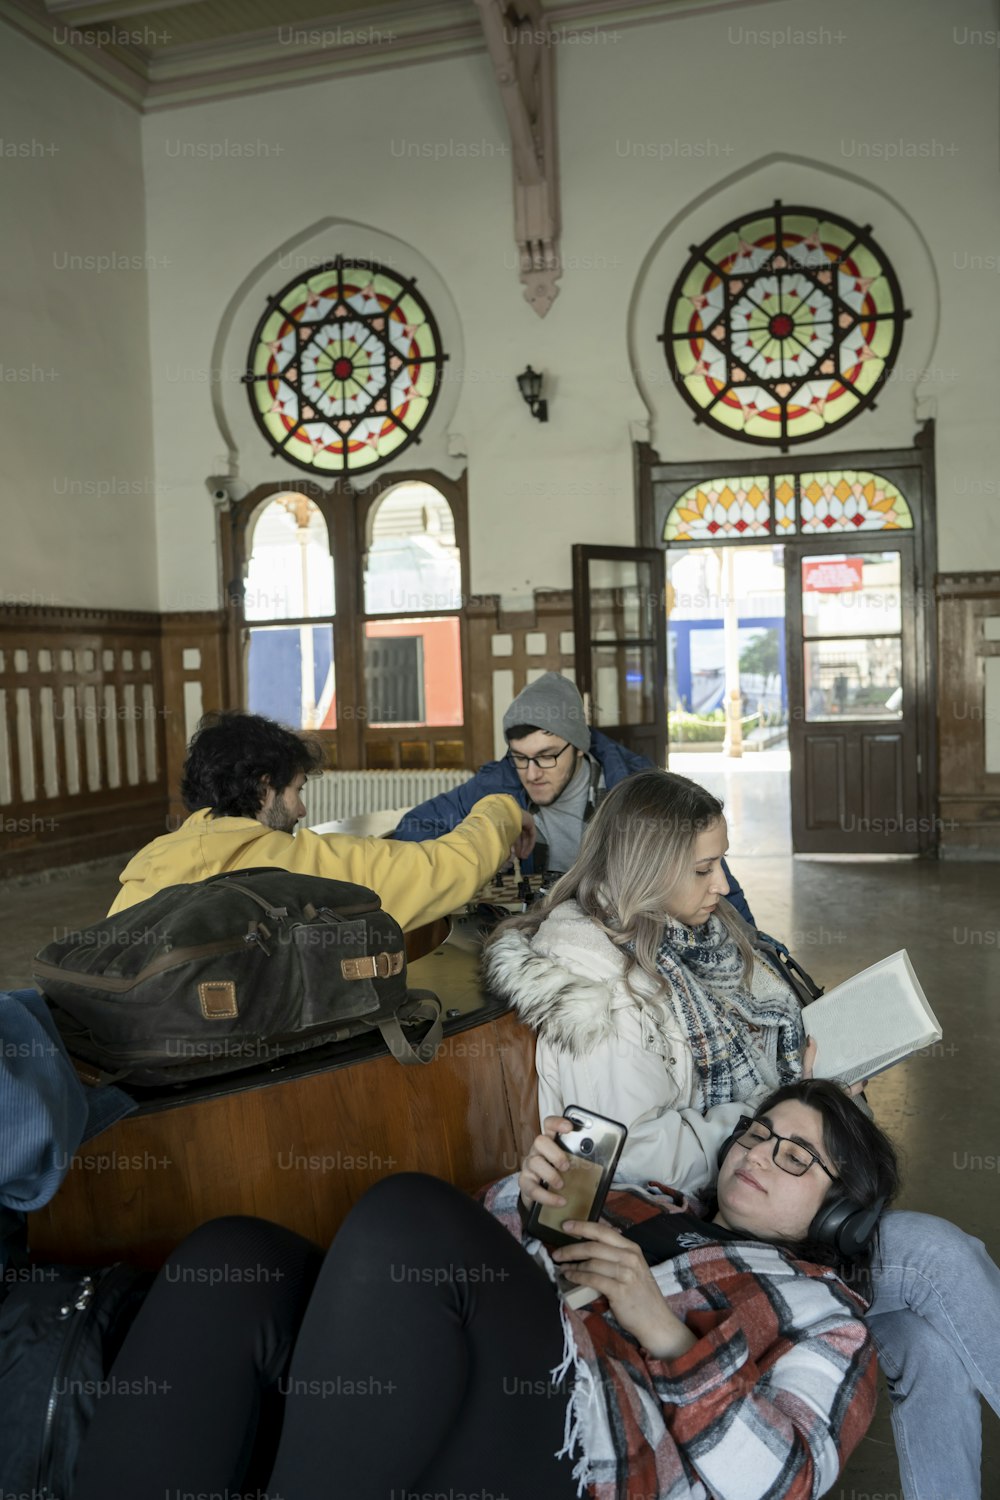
516, 365, 548, 422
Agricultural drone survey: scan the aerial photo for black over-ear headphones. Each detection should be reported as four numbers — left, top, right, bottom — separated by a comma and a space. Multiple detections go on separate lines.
717, 1126, 885, 1260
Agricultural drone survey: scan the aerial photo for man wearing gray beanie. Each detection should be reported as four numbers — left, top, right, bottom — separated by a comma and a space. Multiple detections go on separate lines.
394, 672, 752, 919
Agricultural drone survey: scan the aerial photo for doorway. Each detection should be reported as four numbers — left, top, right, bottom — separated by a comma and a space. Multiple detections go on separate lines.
636, 434, 938, 856
665, 542, 791, 855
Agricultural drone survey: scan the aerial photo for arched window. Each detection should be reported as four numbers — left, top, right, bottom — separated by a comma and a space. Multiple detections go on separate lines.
222, 472, 471, 769
245, 494, 336, 730
362, 482, 463, 730
661, 202, 907, 450
663, 471, 913, 542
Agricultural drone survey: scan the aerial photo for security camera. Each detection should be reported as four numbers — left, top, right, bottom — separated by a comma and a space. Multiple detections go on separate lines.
206, 476, 251, 505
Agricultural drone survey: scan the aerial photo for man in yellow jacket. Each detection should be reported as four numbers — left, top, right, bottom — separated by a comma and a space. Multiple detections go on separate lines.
109, 711, 534, 931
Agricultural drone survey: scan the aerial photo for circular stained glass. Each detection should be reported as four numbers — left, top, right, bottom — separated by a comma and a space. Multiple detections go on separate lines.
661, 203, 907, 449
243, 258, 448, 475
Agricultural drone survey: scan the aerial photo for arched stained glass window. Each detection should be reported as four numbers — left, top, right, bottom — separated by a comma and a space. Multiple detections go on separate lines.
663, 475, 771, 541
798, 470, 912, 533
663, 471, 913, 541
243, 258, 447, 476
662, 203, 907, 450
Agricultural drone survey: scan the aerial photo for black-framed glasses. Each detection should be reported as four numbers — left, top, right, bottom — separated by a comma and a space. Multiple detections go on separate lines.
731, 1116, 837, 1181
507, 741, 574, 772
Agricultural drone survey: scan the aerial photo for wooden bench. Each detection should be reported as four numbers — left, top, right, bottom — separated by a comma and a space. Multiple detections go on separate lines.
28, 919, 539, 1266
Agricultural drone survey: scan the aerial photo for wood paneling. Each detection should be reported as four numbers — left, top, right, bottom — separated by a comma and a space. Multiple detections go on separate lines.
936, 573, 1000, 854
0, 607, 168, 876
159, 611, 229, 826
466, 592, 576, 767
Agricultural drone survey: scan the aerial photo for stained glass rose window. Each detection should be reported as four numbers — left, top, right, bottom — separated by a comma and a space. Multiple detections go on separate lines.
243, 258, 447, 475
662, 203, 906, 449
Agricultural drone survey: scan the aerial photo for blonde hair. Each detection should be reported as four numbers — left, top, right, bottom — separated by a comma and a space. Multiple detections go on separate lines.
490, 770, 755, 989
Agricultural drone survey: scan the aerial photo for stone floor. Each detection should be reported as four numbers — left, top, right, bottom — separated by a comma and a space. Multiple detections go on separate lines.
670, 754, 1000, 1499
3, 769, 1000, 1496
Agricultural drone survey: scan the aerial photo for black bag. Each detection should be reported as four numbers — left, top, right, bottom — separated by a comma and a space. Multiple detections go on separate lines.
0, 1212, 150, 1500
728, 907, 824, 1009
33, 869, 443, 1084
754, 930, 824, 1007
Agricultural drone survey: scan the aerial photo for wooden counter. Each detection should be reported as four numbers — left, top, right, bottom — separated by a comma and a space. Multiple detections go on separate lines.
28, 919, 539, 1266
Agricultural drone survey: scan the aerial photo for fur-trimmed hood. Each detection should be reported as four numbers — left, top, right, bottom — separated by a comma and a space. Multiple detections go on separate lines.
484, 902, 664, 1058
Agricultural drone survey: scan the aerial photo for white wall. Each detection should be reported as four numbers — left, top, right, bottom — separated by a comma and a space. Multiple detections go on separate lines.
0, 29, 157, 609
4, 0, 998, 612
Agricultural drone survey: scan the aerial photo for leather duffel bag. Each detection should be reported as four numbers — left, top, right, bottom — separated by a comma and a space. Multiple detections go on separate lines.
33, 869, 443, 1083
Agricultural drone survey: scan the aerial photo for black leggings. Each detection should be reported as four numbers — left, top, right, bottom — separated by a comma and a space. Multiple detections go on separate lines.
73, 1175, 576, 1500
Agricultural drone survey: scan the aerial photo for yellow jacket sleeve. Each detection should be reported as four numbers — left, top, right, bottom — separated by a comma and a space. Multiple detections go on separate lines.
280, 793, 524, 930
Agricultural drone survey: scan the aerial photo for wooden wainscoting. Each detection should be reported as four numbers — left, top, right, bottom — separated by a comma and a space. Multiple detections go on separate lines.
937, 573, 1000, 854
159, 611, 229, 827
0, 607, 168, 877
466, 592, 576, 768
0, 588, 580, 876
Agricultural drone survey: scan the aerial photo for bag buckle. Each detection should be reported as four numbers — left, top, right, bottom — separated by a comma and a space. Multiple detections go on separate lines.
340, 951, 404, 981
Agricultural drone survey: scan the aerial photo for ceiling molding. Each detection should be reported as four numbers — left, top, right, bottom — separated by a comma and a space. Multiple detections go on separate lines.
1, 0, 775, 113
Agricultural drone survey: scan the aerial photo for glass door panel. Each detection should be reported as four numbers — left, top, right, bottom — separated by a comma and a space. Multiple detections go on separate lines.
592, 644, 657, 726
587, 557, 658, 639
801, 551, 901, 637
803, 637, 903, 720
572, 545, 666, 765
801, 551, 903, 723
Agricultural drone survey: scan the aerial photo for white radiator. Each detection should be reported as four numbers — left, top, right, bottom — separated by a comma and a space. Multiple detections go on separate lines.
307, 769, 473, 823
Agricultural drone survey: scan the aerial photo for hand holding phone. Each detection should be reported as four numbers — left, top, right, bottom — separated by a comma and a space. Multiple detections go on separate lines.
519, 1106, 627, 1249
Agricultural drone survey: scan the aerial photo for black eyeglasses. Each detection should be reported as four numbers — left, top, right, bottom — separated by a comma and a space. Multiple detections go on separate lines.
507, 742, 573, 772
731, 1117, 837, 1181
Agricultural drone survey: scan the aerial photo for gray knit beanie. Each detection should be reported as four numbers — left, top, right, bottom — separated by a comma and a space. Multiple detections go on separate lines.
502, 672, 591, 752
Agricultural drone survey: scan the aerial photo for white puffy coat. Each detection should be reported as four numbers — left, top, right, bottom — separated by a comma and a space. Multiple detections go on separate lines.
485, 900, 789, 1193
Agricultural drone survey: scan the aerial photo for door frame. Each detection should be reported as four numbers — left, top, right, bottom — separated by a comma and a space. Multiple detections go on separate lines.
636, 422, 939, 854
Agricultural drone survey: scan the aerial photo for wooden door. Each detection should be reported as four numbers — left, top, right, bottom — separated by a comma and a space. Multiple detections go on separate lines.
572, 545, 667, 766
786, 538, 920, 852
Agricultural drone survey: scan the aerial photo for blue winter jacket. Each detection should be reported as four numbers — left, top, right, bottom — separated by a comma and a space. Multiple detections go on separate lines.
392, 731, 754, 924
0, 989, 134, 1271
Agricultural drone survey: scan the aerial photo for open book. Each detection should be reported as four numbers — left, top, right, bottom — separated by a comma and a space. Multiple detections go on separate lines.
802, 950, 941, 1087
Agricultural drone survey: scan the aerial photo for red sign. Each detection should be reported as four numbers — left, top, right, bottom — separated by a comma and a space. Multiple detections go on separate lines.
802, 557, 864, 593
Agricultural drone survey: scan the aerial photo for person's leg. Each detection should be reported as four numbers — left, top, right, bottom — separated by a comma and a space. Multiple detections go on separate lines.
72, 1216, 321, 1500
865, 1208, 1000, 1500
268, 1172, 576, 1500
867, 1308, 981, 1500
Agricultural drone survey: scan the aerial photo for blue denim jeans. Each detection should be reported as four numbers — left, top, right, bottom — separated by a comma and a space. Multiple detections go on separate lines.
866, 1210, 1000, 1500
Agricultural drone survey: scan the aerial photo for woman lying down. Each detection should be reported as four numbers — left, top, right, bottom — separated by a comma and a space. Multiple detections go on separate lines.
71, 1077, 898, 1500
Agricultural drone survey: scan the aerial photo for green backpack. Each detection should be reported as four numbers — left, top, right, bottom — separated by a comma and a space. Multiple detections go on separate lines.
33, 869, 442, 1084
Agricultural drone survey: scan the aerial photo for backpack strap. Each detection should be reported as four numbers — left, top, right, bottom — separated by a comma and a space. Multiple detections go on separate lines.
377, 992, 444, 1066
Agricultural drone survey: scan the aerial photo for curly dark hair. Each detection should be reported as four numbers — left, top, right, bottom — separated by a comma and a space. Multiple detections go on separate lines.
180, 711, 326, 818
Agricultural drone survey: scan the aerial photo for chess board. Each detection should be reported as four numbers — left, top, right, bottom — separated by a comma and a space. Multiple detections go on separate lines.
471, 867, 547, 914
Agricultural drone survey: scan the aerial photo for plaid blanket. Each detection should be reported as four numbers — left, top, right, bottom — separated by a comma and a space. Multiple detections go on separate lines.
482, 1174, 876, 1500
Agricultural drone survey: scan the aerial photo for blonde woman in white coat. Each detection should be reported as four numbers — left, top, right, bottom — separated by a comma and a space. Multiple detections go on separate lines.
485, 769, 805, 1192
484, 769, 1000, 1500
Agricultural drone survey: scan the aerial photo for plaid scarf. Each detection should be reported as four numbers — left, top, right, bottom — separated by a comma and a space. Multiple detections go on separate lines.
653, 914, 804, 1109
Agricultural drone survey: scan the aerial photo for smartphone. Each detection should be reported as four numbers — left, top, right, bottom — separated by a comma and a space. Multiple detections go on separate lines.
524, 1106, 628, 1249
